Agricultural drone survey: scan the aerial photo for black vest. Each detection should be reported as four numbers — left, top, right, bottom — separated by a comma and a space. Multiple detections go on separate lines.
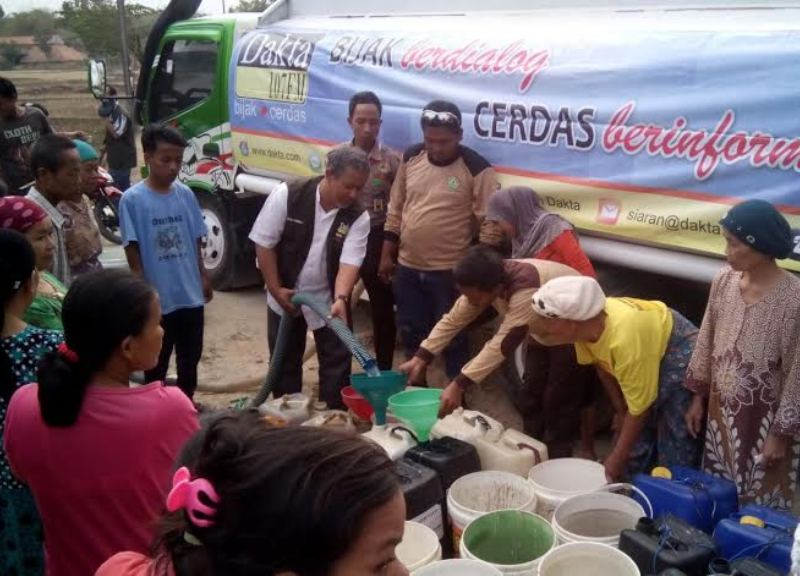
276, 176, 365, 293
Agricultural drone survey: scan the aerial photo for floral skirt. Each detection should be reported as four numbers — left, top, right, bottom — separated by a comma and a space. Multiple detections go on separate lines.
627, 310, 702, 477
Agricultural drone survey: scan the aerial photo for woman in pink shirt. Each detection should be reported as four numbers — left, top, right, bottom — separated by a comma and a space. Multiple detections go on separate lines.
4, 269, 199, 576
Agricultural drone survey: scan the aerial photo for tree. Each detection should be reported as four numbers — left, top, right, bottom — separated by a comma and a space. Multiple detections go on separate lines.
0, 44, 24, 68
0, 6, 5, 20
59, 0, 156, 59
2, 9, 58, 37
231, 0, 274, 12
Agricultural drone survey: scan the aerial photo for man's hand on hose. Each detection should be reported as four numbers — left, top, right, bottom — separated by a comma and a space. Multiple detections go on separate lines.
274, 287, 297, 314
329, 297, 348, 321
438, 381, 464, 418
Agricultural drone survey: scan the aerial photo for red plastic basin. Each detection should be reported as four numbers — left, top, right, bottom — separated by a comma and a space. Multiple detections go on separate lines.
341, 385, 374, 421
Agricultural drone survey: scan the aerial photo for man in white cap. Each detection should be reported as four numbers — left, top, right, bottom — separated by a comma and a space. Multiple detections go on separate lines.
530, 276, 701, 481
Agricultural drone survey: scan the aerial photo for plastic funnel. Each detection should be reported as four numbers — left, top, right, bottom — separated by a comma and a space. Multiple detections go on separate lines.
341, 386, 374, 421
387, 388, 442, 442
351, 371, 406, 426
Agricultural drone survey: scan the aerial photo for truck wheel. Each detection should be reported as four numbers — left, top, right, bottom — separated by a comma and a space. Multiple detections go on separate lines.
197, 191, 236, 290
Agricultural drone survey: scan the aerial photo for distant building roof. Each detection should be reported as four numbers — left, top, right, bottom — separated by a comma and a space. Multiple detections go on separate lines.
0, 35, 87, 63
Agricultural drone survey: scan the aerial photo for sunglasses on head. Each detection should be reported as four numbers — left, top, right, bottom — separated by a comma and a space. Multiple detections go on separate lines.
421, 109, 461, 127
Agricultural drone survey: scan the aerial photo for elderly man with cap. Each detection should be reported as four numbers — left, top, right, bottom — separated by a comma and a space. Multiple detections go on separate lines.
57, 139, 104, 278
684, 199, 800, 509
530, 276, 701, 481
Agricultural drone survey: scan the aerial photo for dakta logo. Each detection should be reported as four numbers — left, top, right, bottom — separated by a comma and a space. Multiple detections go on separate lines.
238, 32, 321, 70
400, 40, 550, 93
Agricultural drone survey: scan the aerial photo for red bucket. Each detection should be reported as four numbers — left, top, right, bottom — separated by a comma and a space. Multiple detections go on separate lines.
341, 386, 374, 421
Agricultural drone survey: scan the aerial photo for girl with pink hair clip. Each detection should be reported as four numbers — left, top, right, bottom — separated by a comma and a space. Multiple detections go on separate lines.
97, 410, 409, 576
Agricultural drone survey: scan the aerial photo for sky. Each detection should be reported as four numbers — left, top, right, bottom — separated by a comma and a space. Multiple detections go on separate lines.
2, 0, 226, 15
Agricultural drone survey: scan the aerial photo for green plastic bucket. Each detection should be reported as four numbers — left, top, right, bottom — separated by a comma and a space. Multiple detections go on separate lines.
461, 510, 555, 575
388, 388, 442, 442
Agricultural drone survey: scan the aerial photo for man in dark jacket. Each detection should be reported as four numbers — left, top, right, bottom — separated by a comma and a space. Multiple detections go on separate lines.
249, 146, 371, 408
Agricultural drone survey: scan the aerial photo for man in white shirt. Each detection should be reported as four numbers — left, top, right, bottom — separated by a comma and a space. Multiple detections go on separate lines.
250, 147, 371, 409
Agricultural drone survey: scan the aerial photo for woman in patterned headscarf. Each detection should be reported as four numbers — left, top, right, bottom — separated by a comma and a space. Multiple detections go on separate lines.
485, 187, 599, 459
0, 196, 66, 330
685, 199, 800, 509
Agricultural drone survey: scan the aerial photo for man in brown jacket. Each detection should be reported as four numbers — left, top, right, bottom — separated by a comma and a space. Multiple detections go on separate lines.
380, 100, 498, 380
401, 247, 599, 458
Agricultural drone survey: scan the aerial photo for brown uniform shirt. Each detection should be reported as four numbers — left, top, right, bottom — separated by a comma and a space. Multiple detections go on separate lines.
416, 259, 580, 387
58, 196, 103, 275
384, 144, 498, 271
339, 141, 400, 228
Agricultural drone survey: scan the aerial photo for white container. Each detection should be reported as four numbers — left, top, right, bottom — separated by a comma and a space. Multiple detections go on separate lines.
302, 410, 356, 433
362, 425, 417, 460
537, 542, 640, 576
431, 408, 504, 445
447, 471, 537, 557
528, 458, 607, 520
551, 491, 645, 547
412, 559, 503, 575
477, 429, 548, 478
257, 393, 311, 426
396, 521, 442, 572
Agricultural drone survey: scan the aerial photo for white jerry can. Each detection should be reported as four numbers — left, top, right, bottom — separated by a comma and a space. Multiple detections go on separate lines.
476, 428, 549, 478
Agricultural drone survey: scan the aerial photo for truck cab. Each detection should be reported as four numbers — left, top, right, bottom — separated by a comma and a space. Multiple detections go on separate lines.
138, 13, 265, 289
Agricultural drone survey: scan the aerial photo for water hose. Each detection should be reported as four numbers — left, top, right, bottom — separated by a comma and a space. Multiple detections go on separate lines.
291, 293, 378, 374
250, 292, 378, 408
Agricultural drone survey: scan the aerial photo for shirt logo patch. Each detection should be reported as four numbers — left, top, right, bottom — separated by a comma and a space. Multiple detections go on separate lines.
447, 176, 459, 190
335, 222, 350, 239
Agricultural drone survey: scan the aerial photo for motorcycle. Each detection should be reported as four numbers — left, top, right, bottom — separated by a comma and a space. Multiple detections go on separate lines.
87, 167, 123, 245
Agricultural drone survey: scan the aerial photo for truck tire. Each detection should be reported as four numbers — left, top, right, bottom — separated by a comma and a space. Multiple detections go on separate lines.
197, 190, 237, 290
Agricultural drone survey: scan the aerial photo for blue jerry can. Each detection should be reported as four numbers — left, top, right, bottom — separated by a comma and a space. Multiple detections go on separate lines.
633, 465, 738, 532
714, 508, 797, 574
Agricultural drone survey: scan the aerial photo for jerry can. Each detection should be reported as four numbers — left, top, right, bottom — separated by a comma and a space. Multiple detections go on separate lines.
714, 507, 797, 573
363, 425, 418, 460
302, 410, 356, 433
394, 458, 445, 540
406, 437, 482, 557
257, 393, 311, 426
476, 428, 548, 477
430, 408, 504, 445
633, 465, 738, 532
619, 515, 717, 576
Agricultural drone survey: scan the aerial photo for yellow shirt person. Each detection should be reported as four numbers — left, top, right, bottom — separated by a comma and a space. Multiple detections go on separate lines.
530, 276, 700, 481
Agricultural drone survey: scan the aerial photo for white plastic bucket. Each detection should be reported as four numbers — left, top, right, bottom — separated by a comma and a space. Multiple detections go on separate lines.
396, 521, 442, 571
412, 559, 503, 575
460, 509, 556, 575
552, 491, 645, 547
537, 542, 640, 576
447, 471, 537, 556
528, 458, 606, 520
